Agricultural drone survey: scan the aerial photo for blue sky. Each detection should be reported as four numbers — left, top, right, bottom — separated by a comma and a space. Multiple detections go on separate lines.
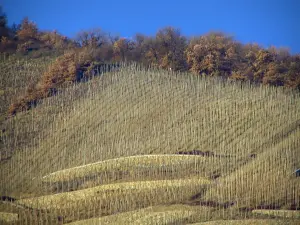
2, 0, 300, 54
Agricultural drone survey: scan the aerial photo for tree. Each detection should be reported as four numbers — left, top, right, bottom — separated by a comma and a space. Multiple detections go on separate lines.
285, 55, 300, 90
10, 23, 21, 38
113, 38, 134, 61
252, 49, 276, 82
75, 28, 108, 47
17, 17, 38, 41
155, 27, 187, 71
75, 28, 117, 62
185, 32, 235, 76
130, 33, 147, 62
0, 6, 7, 27
262, 62, 286, 86
39, 30, 74, 50
0, 6, 9, 40
143, 37, 160, 67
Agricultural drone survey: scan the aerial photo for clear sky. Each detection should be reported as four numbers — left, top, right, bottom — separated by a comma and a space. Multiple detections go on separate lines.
1, 0, 300, 54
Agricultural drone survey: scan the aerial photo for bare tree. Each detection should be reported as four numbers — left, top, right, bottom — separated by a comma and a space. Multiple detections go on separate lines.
76, 28, 108, 47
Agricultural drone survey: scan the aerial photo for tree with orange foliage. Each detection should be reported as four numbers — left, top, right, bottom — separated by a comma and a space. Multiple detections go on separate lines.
262, 62, 286, 86
39, 30, 69, 50
185, 32, 236, 77
16, 17, 38, 41
251, 49, 276, 83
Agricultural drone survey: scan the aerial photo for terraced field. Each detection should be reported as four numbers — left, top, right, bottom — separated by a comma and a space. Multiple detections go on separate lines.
0, 61, 299, 224
65, 204, 211, 225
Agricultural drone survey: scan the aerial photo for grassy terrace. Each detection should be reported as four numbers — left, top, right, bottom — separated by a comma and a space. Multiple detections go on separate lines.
66, 204, 211, 225
17, 178, 210, 210
41, 154, 211, 182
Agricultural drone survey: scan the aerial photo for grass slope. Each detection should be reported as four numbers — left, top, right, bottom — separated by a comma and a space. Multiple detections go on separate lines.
0, 54, 56, 160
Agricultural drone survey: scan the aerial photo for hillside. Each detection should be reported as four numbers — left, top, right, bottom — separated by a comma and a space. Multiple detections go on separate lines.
0, 63, 300, 224
0, 53, 59, 161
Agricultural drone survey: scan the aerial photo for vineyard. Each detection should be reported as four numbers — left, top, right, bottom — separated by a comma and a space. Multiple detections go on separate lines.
0, 58, 299, 224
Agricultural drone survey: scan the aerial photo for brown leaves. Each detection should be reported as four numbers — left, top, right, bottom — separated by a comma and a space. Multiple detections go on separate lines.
39, 31, 71, 50
285, 57, 300, 90
41, 52, 78, 88
185, 33, 231, 76
8, 48, 96, 116
17, 17, 38, 41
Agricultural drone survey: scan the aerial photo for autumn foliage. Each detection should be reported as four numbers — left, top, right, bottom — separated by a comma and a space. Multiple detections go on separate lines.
8, 48, 105, 115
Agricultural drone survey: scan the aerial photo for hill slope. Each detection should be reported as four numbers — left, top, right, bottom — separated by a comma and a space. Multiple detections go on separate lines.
0, 65, 299, 224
